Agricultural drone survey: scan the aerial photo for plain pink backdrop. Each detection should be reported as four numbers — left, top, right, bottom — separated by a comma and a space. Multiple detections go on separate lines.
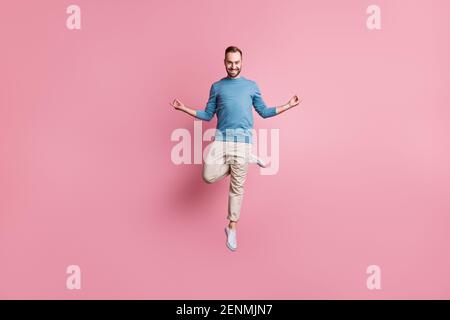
1, 0, 449, 299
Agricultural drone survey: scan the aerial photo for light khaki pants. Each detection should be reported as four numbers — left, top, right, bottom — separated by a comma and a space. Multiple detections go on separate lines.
202, 140, 252, 222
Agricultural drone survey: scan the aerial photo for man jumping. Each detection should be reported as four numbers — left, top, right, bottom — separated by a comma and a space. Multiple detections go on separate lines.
170, 46, 302, 251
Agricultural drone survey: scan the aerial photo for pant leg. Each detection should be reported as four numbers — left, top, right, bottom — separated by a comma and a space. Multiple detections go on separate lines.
202, 141, 230, 184
227, 142, 251, 222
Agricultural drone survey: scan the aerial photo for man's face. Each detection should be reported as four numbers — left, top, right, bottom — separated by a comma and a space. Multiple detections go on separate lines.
224, 52, 242, 78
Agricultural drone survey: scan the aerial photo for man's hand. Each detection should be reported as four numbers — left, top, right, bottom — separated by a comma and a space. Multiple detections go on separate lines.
170, 98, 198, 117
288, 95, 302, 108
274, 94, 303, 115
170, 98, 185, 110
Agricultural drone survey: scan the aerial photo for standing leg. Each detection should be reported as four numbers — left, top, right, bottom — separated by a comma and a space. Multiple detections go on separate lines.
227, 142, 251, 224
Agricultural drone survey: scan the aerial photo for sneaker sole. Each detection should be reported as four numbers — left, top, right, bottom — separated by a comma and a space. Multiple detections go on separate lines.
256, 160, 267, 168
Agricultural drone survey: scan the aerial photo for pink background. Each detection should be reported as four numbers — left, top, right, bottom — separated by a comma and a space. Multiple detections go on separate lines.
1, 0, 449, 299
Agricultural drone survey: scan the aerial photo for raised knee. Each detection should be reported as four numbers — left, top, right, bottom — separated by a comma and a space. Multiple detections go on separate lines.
202, 174, 216, 184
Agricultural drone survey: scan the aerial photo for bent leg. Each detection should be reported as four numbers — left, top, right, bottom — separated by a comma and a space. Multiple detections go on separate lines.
203, 163, 230, 184
202, 141, 230, 184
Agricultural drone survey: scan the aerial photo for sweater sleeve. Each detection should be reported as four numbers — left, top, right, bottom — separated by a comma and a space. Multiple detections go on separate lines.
195, 84, 217, 121
252, 82, 277, 118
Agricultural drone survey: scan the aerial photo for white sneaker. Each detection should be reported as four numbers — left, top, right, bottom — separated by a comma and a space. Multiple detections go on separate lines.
224, 227, 237, 251
248, 153, 267, 168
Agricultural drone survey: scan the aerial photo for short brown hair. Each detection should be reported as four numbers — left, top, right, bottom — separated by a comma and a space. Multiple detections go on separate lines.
225, 46, 242, 58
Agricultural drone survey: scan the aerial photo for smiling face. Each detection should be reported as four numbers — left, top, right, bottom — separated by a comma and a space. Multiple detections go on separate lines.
224, 51, 242, 78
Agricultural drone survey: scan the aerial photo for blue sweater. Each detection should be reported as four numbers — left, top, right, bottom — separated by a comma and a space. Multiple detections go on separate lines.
195, 76, 278, 144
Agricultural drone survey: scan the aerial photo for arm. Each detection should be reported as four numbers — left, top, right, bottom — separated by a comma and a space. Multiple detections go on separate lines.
170, 84, 217, 121
253, 83, 302, 118
274, 95, 302, 115
170, 99, 197, 117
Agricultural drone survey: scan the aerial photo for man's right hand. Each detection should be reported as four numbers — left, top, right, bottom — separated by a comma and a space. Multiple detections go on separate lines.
170, 98, 198, 118
170, 98, 185, 110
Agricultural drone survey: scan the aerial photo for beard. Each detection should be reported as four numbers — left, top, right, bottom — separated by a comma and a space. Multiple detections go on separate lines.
227, 67, 241, 78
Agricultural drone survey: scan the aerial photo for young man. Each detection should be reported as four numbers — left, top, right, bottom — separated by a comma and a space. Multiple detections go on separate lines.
170, 46, 302, 251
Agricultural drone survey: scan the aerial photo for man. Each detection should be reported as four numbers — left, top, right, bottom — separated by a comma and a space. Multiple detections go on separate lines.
170, 46, 302, 251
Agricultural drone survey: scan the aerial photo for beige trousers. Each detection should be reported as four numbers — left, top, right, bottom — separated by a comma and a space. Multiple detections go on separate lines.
202, 140, 252, 222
